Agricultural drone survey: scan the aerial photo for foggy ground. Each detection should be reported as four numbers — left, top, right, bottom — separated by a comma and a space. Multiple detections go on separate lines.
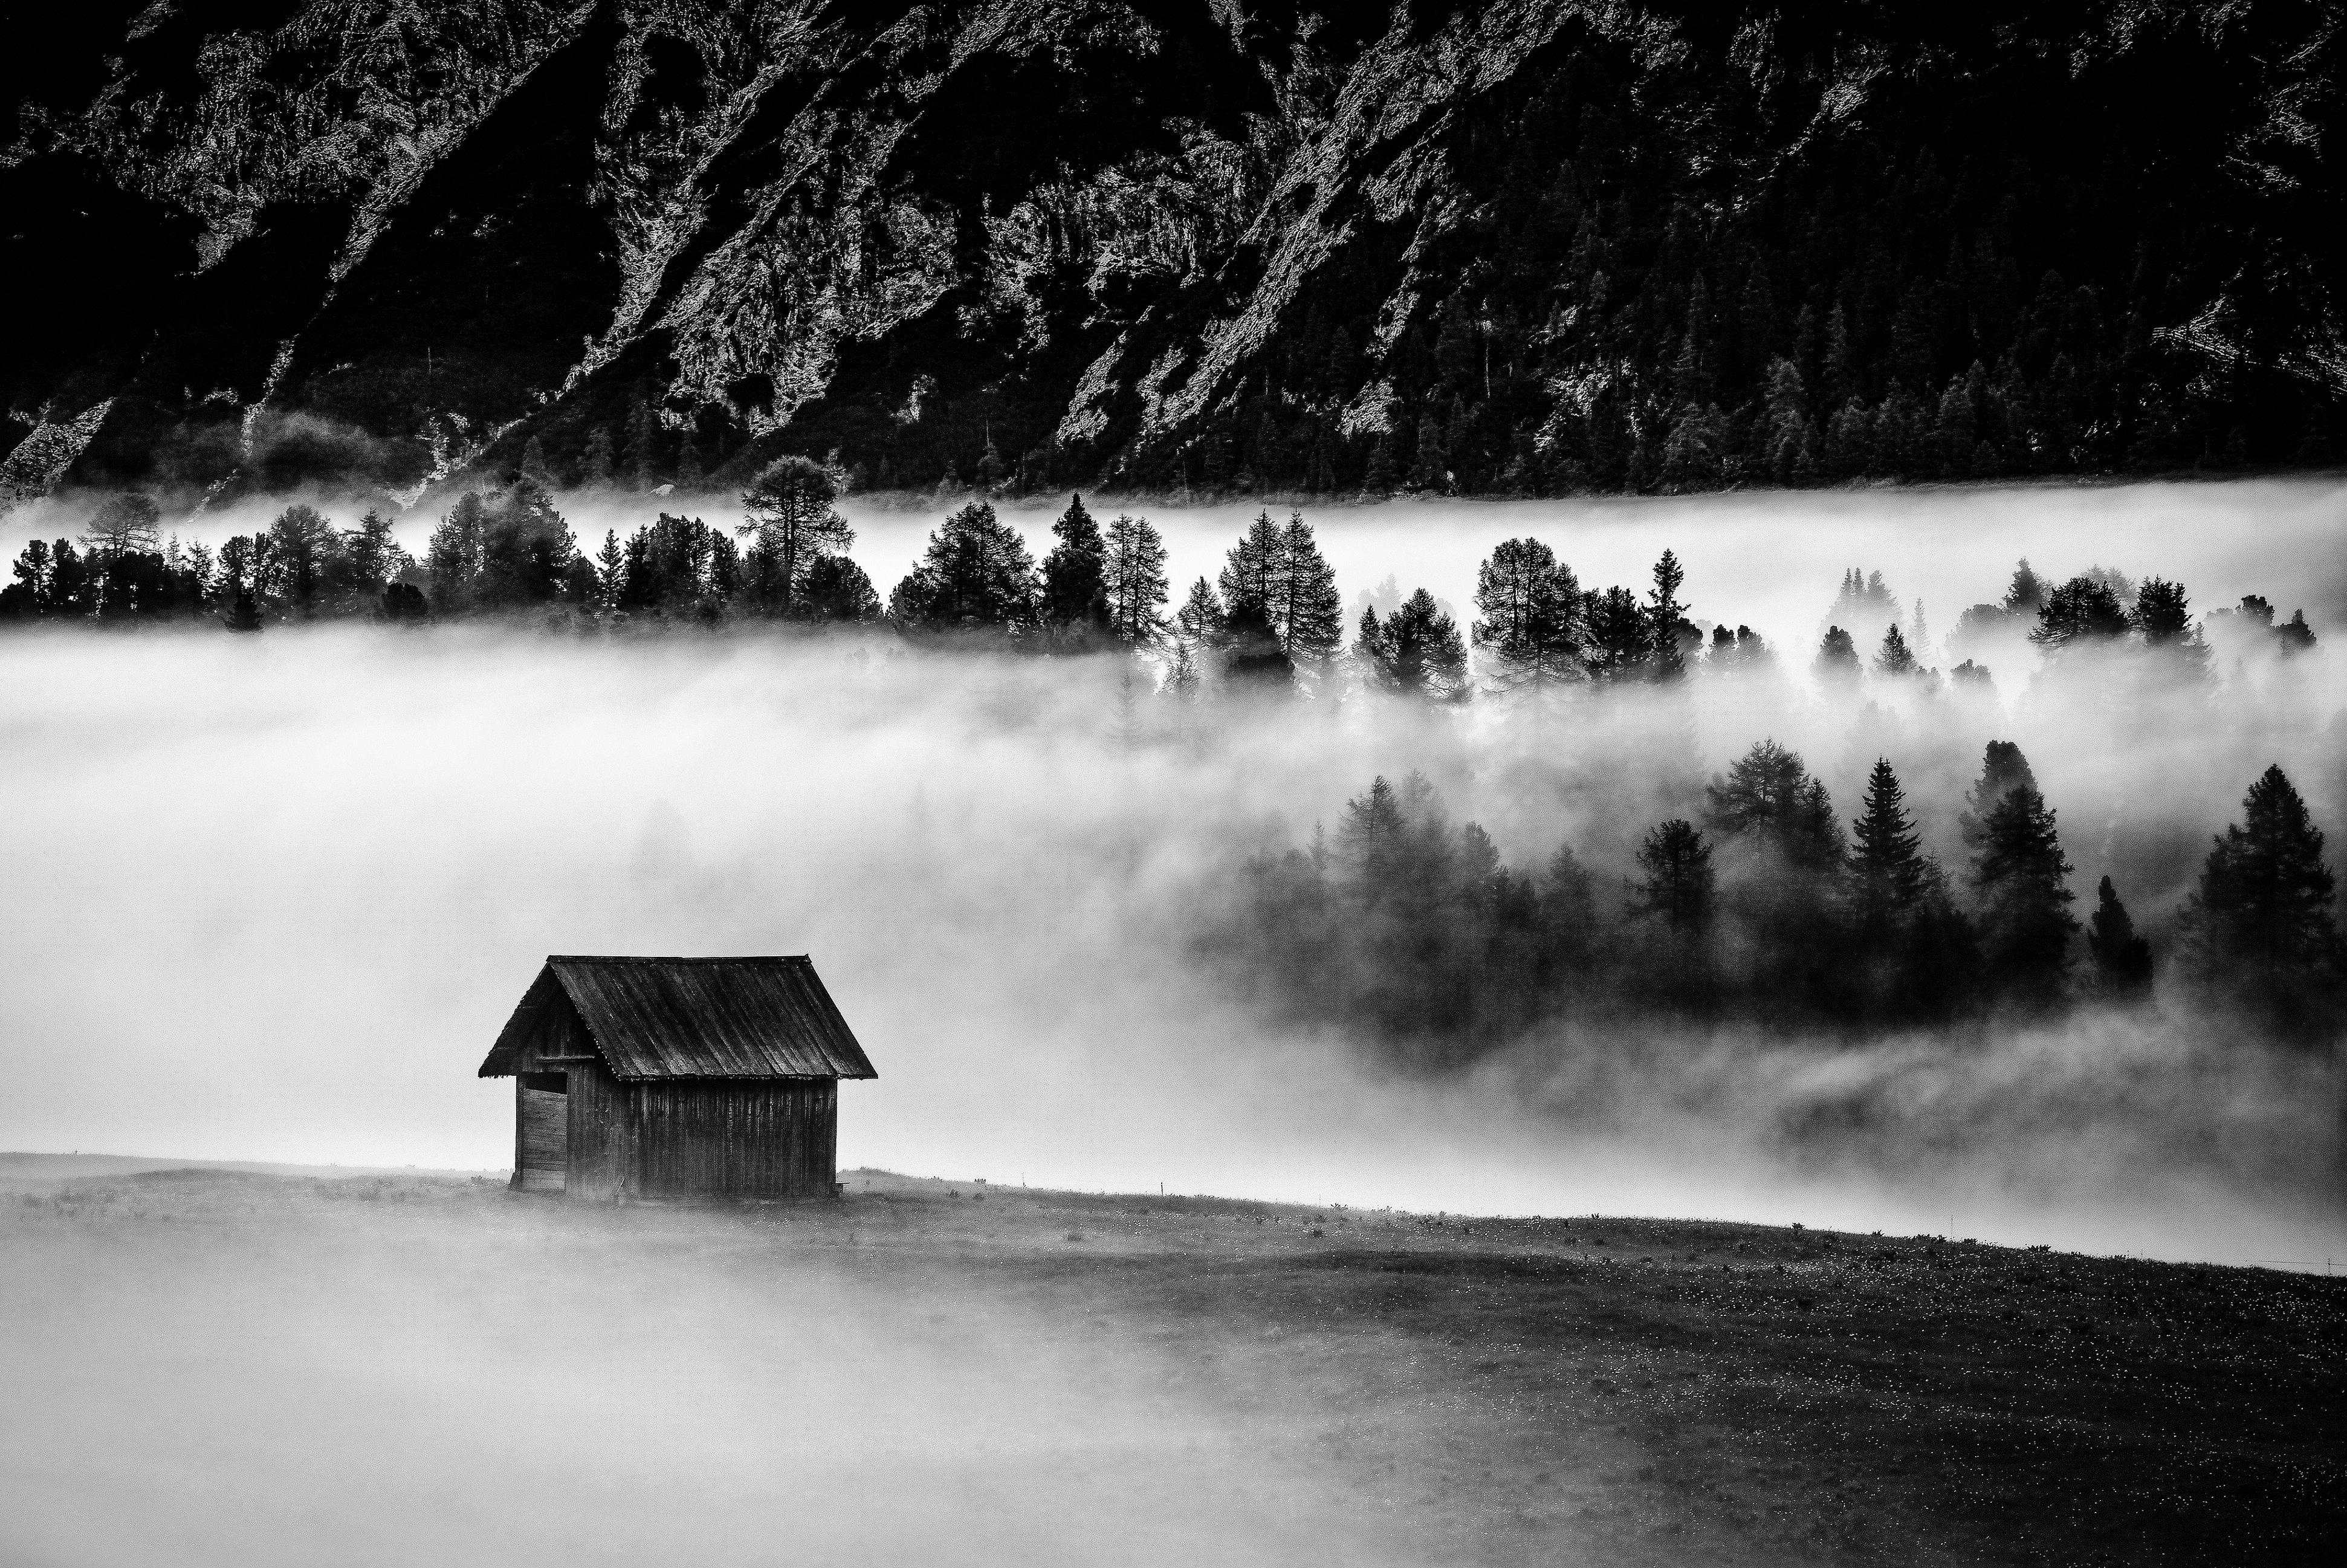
3, 1162, 2339, 1566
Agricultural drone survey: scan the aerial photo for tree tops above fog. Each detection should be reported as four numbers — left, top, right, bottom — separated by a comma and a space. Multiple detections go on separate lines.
1214, 744, 2342, 1060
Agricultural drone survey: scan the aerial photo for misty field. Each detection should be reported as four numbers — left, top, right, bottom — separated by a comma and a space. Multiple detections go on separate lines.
3, 1162, 2340, 1566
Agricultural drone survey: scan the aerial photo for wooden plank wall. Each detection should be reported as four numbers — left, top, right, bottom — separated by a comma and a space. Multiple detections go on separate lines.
564, 1056, 635, 1202
632, 1079, 836, 1199
516, 1082, 567, 1191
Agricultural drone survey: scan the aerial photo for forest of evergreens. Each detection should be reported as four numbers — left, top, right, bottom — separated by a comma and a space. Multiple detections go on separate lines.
7, 468, 2336, 1059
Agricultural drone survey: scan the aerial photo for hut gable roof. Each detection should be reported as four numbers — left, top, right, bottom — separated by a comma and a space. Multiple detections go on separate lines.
477, 956, 877, 1081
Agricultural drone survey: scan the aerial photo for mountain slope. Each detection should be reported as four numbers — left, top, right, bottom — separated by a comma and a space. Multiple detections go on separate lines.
3, 0, 2341, 507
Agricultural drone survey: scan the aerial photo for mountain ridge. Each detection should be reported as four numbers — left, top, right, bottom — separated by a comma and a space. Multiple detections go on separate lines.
4, 0, 2340, 510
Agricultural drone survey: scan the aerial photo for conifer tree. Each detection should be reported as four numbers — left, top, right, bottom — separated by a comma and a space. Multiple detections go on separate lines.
2031, 575, 2129, 649
1873, 623, 1917, 676
887, 501, 1038, 630
520, 436, 557, 490
2178, 765, 2342, 1029
2003, 560, 2045, 616
800, 556, 882, 621
1960, 741, 2039, 851
1581, 586, 1651, 681
581, 427, 617, 487
2086, 876, 2154, 997
739, 455, 852, 616
624, 400, 660, 489
594, 530, 626, 612
1472, 537, 1584, 692
2129, 576, 2213, 680
1706, 740, 1843, 870
1631, 819, 1715, 934
1102, 514, 1169, 646
1358, 590, 1469, 702
1041, 493, 1110, 635
1847, 759, 1928, 933
1813, 625, 1862, 688
1646, 549, 1691, 682
1274, 514, 1345, 669
1970, 786, 2077, 1003
1176, 577, 1228, 649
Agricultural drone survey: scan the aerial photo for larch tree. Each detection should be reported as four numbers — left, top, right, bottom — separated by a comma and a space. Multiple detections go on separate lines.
1472, 537, 1584, 693
1102, 514, 1169, 646
1272, 514, 1345, 670
1631, 819, 1715, 934
80, 493, 161, 560
1706, 740, 1844, 871
1176, 576, 1228, 650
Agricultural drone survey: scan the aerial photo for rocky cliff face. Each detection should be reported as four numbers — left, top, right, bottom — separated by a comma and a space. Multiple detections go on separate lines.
4, 1, 2341, 507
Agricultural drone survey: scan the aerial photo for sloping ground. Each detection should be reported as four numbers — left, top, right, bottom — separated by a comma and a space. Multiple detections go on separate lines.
4, 1, 2340, 507
3, 1162, 2339, 1563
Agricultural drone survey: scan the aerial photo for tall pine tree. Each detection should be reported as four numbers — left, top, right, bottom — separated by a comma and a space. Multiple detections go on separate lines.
1970, 786, 2077, 1006
2178, 765, 2342, 1035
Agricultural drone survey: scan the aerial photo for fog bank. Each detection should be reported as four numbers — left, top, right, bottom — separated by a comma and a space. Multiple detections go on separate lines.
3, 479, 2343, 1268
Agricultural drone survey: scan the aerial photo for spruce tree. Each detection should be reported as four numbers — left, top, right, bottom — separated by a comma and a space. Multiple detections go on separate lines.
1847, 759, 1928, 933
1960, 741, 2038, 851
1041, 493, 1110, 635
2178, 765, 2342, 1029
1872, 623, 1917, 676
1813, 625, 1862, 688
2086, 876, 2154, 997
1970, 786, 2077, 1004
1646, 549, 1691, 682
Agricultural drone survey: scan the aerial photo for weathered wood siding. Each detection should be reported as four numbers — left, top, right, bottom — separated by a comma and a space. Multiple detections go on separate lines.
516, 1081, 567, 1191
563, 1057, 636, 1203
631, 1078, 836, 1199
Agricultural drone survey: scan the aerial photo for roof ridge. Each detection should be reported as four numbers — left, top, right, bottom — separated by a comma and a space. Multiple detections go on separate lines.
545, 954, 812, 964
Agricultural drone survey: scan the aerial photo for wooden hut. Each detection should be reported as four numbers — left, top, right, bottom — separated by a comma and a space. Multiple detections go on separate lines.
477, 956, 876, 1201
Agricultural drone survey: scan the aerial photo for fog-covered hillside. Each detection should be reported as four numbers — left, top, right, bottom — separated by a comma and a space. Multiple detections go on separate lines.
5, 0, 2342, 507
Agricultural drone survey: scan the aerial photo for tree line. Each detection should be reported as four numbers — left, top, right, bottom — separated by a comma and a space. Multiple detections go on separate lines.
1203, 748, 2340, 1068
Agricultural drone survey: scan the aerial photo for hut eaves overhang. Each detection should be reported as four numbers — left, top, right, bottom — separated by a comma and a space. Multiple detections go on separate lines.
477, 956, 878, 1081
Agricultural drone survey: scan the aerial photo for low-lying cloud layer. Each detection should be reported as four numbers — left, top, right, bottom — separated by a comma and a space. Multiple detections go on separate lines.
2, 478, 2342, 1268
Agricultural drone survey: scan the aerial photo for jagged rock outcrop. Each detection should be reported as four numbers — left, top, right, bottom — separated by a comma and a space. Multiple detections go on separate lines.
4, 0, 2340, 507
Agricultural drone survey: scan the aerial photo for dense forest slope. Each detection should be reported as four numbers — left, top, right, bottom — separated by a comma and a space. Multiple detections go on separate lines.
4, 1, 2342, 506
